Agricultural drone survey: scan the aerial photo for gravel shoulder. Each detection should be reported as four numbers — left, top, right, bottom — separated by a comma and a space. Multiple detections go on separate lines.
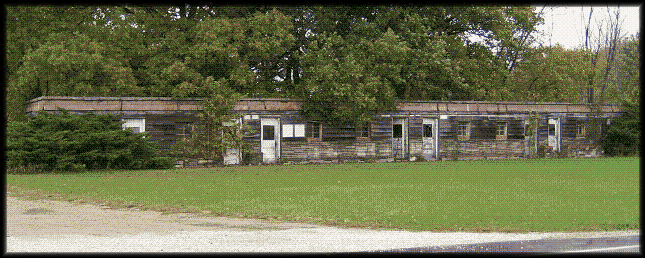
6, 195, 639, 253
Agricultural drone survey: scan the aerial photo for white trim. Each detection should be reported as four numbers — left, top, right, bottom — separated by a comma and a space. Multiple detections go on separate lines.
563, 245, 639, 253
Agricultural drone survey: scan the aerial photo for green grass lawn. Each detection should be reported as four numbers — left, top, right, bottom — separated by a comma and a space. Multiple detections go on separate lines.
6, 157, 639, 233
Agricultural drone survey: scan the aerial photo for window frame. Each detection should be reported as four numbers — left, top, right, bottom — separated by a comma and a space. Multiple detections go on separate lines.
457, 121, 470, 140
122, 118, 145, 134
423, 123, 433, 138
282, 123, 306, 138
306, 121, 322, 141
496, 121, 508, 140
576, 122, 586, 138
356, 124, 370, 140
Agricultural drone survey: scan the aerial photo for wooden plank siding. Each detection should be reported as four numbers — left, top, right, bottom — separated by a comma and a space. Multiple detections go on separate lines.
25, 96, 625, 163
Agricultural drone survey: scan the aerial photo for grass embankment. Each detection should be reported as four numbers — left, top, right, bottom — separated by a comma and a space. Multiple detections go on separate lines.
6, 157, 639, 233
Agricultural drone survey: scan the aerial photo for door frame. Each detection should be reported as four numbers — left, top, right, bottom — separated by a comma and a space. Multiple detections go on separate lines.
392, 117, 408, 159
548, 118, 561, 152
422, 118, 438, 160
260, 117, 280, 163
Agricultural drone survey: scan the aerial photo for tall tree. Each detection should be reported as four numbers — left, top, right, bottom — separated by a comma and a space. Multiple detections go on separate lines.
8, 32, 140, 121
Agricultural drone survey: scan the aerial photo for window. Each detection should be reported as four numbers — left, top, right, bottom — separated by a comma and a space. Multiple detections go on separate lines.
393, 124, 403, 138
177, 123, 193, 139
307, 122, 321, 139
423, 124, 433, 138
356, 125, 370, 138
576, 123, 586, 137
282, 124, 305, 138
496, 122, 507, 139
548, 124, 556, 136
122, 118, 145, 133
458, 121, 470, 139
262, 125, 275, 140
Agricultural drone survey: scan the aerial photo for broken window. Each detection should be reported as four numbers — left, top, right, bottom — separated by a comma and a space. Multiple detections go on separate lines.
548, 124, 556, 136
356, 125, 370, 138
496, 122, 507, 140
306, 122, 321, 140
393, 124, 403, 138
576, 123, 586, 138
423, 124, 433, 138
458, 121, 470, 140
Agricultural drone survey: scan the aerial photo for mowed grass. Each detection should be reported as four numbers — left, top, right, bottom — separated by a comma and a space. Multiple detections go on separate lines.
6, 157, 639, 233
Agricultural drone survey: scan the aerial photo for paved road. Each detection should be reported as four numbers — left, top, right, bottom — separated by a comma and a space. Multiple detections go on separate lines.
375, 234, 640, 253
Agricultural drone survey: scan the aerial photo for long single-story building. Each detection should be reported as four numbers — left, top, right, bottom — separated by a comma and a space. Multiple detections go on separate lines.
26, 96, 623, 165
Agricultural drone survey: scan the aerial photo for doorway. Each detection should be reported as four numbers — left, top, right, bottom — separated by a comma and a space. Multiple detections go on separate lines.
261, 118, 280, 163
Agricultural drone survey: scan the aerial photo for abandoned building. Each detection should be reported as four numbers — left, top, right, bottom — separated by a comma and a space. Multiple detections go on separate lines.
26, 96, 624, 165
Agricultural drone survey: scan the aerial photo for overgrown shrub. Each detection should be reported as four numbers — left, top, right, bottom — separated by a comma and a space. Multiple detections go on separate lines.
601, 102, 640, 157
6, 109, 175, 172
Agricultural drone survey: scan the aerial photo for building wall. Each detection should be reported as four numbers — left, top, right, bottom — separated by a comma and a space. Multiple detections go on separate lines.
26, 96, 624, 165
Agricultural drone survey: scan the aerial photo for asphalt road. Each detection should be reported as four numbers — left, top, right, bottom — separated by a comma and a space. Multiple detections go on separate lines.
375, 234, 640, 253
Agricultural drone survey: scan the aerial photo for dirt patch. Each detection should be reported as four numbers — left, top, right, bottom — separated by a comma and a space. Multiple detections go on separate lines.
6, 194, 639, 252
6, 195, 322, 237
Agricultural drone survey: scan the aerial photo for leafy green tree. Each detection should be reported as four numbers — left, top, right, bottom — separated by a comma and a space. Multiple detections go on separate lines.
8, 32, 140, 121
298, 32, 397, 127
502, 46, 592, 102
171, 77, 249, 166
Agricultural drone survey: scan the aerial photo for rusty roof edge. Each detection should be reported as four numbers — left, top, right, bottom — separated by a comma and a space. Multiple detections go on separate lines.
26, 96, 624, 111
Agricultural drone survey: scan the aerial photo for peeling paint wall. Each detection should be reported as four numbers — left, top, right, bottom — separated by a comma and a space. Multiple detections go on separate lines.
26, 96, 624, 164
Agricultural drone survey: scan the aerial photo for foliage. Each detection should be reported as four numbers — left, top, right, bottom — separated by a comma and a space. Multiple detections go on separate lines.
170, 77, 249, 166
7, 32, 140, 121
298, 32, 397, 127
6, 110, 172, 172
502, 46, 592, 102
5, 5, 638, 130
601, 101, 640, 156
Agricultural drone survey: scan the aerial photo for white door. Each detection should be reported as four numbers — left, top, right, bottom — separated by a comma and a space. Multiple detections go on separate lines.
422, 118, 438, 161
392, 118, 408, 159
261, 118, 280, 164
548, 118, 560, 151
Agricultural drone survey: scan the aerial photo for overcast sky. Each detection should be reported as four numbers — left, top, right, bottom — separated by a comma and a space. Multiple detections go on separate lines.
532, 5, 641, 49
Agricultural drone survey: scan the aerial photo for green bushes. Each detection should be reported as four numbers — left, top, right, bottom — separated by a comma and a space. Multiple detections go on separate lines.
6, 110, 174, 173
601, 102, 640, 157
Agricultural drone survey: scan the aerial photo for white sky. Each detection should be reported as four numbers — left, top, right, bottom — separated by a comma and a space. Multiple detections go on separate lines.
533, 5, 641, 49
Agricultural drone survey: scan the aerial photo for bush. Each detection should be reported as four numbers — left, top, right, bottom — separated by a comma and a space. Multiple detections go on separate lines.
600, 102, 640, 157
6, 109, 175, 172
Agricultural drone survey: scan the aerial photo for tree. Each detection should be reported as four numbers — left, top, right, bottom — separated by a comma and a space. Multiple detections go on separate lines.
502, 46, 592, 102
171, 77, 249, 166
297, 32, 397, 127
600, 101, 640, 156
8, 32, 140, 121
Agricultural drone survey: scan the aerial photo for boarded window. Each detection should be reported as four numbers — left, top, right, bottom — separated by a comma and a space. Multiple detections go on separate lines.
283, 124, 305, 138
123, 118, 145, 133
